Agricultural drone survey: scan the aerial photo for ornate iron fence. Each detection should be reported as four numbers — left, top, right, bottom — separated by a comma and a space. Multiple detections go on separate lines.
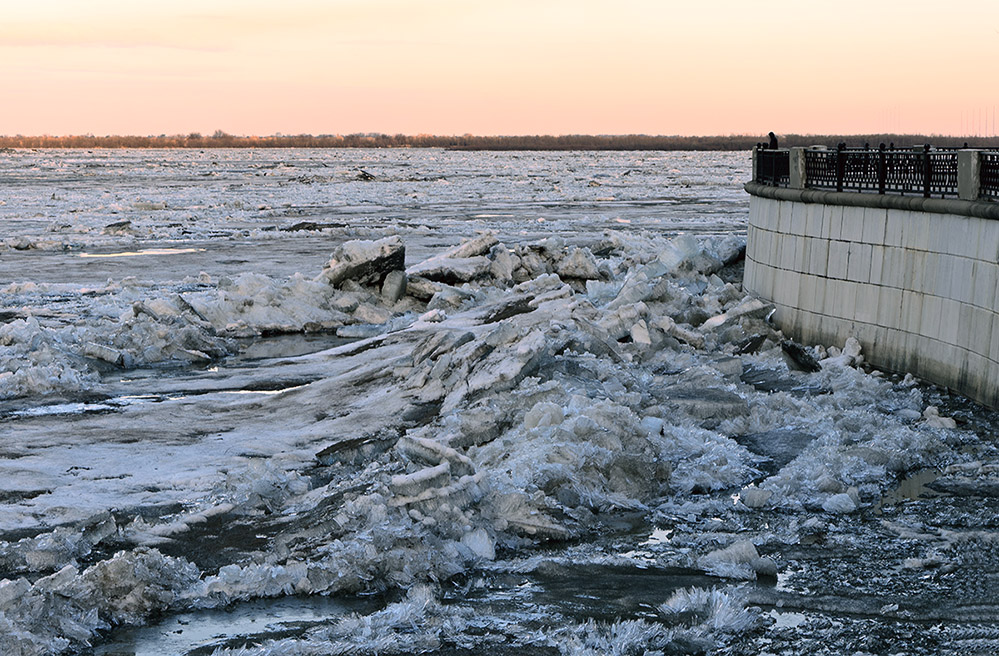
757, 143, 999, 201
798, 145, 959, 198
756, 148, 789, 187
802, 149, 838, 188
841, 149, 881, 192
982, 152, 999, 199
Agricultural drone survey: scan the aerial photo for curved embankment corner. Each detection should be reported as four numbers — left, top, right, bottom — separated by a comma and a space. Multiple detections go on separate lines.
744, 181, 999, 408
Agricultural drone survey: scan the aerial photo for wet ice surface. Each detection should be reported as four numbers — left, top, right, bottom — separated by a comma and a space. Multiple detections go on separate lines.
1, 149, 998, 656
87, 594, 380, 656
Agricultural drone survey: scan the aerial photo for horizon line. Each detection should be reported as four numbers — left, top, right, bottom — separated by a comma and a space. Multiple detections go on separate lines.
4, 133, 999, 154
3, 131, 997, 140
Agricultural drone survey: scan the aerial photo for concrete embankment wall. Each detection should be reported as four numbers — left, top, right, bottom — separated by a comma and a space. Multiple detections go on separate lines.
744, 181, 999, 408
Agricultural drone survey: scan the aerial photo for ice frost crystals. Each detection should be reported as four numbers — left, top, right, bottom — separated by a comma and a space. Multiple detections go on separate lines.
551, 587, 761, 656
657, 586, 762, 638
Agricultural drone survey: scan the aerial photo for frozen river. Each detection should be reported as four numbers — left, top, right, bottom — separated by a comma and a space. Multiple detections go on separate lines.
1, 149, 998, 655
0, 148, 747, 285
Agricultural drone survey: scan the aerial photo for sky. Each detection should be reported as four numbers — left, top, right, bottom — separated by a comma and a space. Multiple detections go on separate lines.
2, 0, 998, 137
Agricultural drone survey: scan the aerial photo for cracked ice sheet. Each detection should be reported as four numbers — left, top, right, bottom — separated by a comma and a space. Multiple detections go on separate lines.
0, 329, 421, 531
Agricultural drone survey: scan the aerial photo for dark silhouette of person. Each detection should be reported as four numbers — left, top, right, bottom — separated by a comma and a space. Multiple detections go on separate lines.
768, 132, 779, 149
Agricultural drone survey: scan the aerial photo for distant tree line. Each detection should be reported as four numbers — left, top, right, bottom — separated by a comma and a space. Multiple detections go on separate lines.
1, 132, 997, 151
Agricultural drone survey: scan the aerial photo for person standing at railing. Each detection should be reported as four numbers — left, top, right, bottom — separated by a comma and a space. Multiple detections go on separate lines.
768, 132, 779, 149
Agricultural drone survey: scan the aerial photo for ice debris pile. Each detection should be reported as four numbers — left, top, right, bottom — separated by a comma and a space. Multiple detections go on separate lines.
0, 231, 971, 655
0, 230, 734, 399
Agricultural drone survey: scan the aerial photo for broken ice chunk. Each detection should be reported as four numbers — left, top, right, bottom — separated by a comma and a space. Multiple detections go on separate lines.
922, 406, 957, 429
739, 485, 773, 509
556, 247, 601, 280
438, 232, 499, 259
406, 256, 492, 284
391, 462, 452, 497
82, 342, 132, 367
780, 340, 822, 373
523, 401, 565, 429
701, 298, 774, 330
381, 270, 408, 303
630, 320, 652, 346
821, 492, 857, 514
418, 308, 446, 323
316, 235, 405, 288
698, 540, 776, 579
819, 336, 864, 368
460, 528, 495, 560
651, 316, 705, 349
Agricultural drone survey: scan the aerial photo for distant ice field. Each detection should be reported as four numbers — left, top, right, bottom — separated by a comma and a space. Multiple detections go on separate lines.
0, 148, 750, 285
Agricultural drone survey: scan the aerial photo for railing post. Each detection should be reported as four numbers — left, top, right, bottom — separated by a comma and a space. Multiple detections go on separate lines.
878, 143, 887, 194
922, 144, 932, 198
836, 143, 845, 192
789, 148, 806, 189
958, 149, 981, 201
752, 145, 759, 183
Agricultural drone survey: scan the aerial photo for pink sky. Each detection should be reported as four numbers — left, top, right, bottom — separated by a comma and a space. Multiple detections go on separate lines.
3, 0, 998, 137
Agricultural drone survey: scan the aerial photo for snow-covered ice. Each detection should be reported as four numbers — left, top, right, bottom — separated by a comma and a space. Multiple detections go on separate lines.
0, 149, 996, 656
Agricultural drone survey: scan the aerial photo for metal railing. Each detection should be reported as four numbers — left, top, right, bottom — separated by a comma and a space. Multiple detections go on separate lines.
805, 145, 958, 197
983, 152, 999, 199
755, 143, 999, 201
756, 148, 789, 187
